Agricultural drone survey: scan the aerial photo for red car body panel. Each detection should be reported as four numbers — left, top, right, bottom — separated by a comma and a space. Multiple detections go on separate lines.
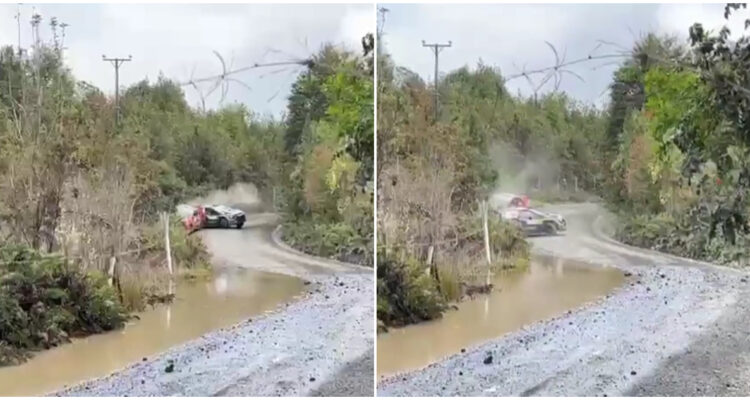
509, 195, 530, 208
183, 206, 207, 232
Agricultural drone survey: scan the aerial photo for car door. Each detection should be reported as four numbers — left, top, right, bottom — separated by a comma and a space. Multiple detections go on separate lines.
204, 207, 220, 227
519, 210, 541, 226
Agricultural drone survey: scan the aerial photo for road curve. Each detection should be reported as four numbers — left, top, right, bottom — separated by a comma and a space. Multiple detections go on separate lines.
378, 202, 750, 396
57, 211, 374, 397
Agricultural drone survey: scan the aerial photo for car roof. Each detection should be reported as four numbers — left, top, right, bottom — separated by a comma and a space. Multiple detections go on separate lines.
505, 207, 545, 214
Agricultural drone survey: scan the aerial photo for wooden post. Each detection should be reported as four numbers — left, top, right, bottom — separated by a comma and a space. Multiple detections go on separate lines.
163, 212, 173, 276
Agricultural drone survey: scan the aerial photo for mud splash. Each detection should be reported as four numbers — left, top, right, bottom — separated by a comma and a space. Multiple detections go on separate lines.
376, 256, 624, 378
0, 268, 304, 396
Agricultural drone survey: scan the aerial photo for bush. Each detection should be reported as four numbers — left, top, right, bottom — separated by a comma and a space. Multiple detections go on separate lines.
140, 216, 211, 271
376, 250, 446, 327
0, 245, 127, 365
123, 215, 211, 311
282, 217, 372, 266
616, 213, 679, 250
616, 211, 750, 268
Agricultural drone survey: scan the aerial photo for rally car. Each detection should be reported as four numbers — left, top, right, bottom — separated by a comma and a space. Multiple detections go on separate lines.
183, 205, 246, 232
501, 207, 566, 236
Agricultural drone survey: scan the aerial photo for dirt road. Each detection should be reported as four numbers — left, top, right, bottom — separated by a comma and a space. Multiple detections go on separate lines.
378, 202, 750, 396
58, 197, 373, 396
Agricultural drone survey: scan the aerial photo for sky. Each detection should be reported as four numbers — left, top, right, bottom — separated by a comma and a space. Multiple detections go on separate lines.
0, 3, 373, 117
379, 3, 750, 108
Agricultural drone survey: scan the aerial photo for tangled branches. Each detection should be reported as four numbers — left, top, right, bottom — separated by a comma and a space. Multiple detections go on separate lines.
180, 51, 312, 111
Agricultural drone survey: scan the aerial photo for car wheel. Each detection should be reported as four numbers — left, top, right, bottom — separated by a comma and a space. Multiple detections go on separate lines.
544, 222, 557, 235
236, 222, 244, 229
219, 218, 229, 228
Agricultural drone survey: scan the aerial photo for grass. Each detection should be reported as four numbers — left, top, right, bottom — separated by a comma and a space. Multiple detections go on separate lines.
117, 214, 213, 312
436, 263, 462, 302
117, 266, 171, 312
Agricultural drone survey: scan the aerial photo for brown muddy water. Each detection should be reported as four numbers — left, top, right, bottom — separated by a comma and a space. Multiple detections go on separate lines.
0, 268, 304, 396
376, 256, 624, 378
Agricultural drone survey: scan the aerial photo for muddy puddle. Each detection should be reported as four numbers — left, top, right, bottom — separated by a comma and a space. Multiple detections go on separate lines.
377, 256, 624, 378
0, 268, 304, 396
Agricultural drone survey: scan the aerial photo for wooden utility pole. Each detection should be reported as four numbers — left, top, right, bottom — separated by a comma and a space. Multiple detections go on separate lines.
102, 54, 132, 128
422, 40, 452, 122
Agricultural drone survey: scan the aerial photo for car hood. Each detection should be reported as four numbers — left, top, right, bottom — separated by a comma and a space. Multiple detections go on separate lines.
548, 213, 565, 222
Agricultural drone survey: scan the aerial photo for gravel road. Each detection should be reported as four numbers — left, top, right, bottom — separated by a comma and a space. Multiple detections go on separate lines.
56, 210, 374, 396
378, 202, 750, 396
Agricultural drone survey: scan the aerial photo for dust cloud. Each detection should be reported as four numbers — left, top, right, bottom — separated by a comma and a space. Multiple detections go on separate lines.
177, 183, 265, 218
487, 141, 562, 209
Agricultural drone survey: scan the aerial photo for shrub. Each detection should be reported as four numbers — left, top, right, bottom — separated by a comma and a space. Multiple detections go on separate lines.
141, 216, 211, 271
282, 217, 372, 266
456, 215, 530, 271
376, 250, 446, 327
0, 245, 127, 365
617, 211, 750, 268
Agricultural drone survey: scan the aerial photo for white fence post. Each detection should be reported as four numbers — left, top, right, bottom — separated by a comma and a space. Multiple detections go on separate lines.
107, 256, 117, 287
425, 244, 434, 276
163, 212, 173, 276
482, 200, 492, 285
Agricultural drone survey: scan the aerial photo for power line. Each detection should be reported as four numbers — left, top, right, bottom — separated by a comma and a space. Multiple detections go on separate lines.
102, 54, 132, 128
15, 4, 21, 56
422, 40, 452, 122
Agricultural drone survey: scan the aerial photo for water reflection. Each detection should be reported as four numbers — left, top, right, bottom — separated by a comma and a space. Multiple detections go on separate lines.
214, 273, 228, 294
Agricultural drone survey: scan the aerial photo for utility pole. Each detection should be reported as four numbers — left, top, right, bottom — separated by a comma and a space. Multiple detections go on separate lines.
15, 4, 21, 56
377, 7, 389, 40
102, 54, 132, 128
422, 40, 451, 122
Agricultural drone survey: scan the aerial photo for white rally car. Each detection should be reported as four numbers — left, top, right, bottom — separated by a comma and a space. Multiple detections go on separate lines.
501, 207, 566, 236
